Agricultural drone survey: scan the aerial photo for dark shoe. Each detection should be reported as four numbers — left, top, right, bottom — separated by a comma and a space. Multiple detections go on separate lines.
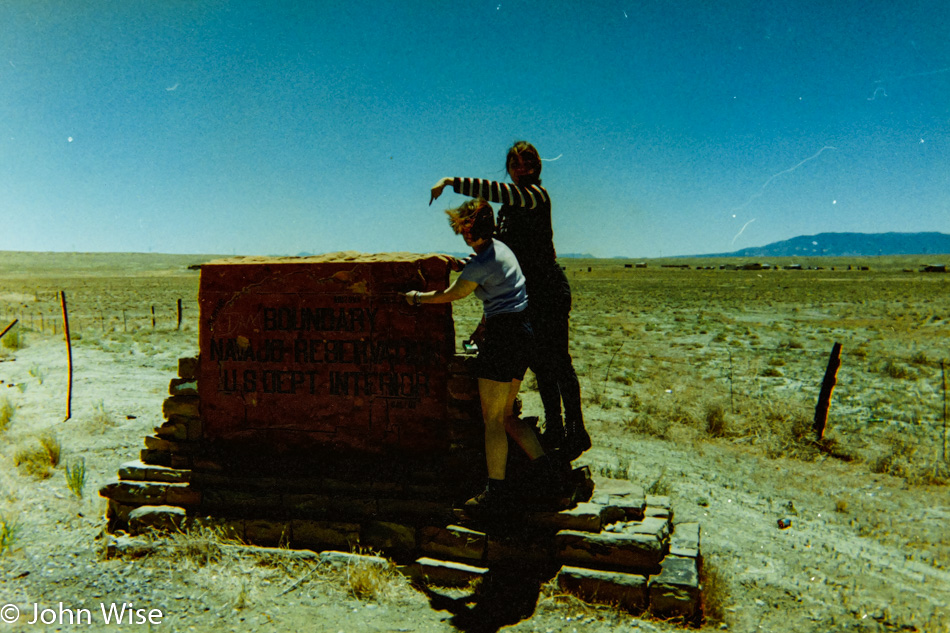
564, 428, 592, 462
540, 422, 565, 452
464, 479, 514, 515
517, 455, 573, 510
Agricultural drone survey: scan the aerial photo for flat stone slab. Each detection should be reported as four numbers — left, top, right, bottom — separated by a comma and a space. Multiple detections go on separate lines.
420, 525, 486, 562
405, 557, 487, 587
557, 565, 648, 613
556, 529, 664, 573
99, 481, 200, 507
670, 522, 700, 558
128, 505, 186, 535
591, 479, 645, 521
619, 517, 670, 542
527, 502, 605, 533
117, 460, 192, 484
648, 554, 700, 621
319, 550, 391, 570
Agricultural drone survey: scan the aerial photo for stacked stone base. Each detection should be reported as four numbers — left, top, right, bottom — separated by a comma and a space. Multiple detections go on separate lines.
100, 357, 703, 623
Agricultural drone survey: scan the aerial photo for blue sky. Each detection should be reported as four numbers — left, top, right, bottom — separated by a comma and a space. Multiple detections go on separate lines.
2, 0, 948, 258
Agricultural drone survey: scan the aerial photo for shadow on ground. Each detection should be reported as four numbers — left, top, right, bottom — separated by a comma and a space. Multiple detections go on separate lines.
418, 559, 559, 633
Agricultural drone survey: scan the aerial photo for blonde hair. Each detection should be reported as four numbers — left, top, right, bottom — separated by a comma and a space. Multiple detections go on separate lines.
446, 198, 495, 241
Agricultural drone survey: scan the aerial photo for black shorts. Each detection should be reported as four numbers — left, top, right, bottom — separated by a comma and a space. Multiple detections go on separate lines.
473, 310, 534, 383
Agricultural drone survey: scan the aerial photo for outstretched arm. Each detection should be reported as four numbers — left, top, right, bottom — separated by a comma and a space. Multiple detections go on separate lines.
454, 177, 549, 209
404, 277, 477, 305
429, 177, 455, 205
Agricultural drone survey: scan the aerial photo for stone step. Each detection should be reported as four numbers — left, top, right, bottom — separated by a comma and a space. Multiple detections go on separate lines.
556, 565, 648, 613
670, 521, 700, 558
402, 557, 487, 587
648, 554, 701, 621
556, 529, 665, 574
99, 481, 201, 507
128, 505, 186, 535
117, 460, 192, 484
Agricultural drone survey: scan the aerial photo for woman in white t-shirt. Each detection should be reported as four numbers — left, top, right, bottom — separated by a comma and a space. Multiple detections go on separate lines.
404, 199, 562, 516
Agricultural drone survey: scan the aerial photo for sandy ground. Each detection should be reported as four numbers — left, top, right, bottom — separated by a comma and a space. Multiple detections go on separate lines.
0, 253, 948, 632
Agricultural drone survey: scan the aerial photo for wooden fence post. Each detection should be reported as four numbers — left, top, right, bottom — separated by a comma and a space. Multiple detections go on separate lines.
61, 292, 73, 422
728, 351, 735, 413
177, 299, 183, 330
813, 342, 842, 441
151, 306, 156, 329
942, 360, 948, 465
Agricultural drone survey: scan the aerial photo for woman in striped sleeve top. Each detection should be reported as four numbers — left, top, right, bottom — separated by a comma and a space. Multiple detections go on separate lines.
430, 141, 591, 463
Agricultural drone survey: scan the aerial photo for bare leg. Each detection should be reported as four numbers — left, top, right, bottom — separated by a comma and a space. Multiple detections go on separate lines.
478, 378, 513, 480
501, 379, 546, 460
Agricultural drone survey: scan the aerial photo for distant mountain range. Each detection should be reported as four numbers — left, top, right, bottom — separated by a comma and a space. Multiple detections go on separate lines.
695, 232, 950, 258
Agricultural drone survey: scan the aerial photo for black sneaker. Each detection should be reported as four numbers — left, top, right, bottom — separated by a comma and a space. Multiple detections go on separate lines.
463, 480, 514, 516
564, 428, 592, 462
540, 423, 566, 452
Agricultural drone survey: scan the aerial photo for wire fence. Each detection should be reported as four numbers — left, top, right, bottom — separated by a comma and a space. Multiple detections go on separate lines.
2, 295, 947, 472
581, 337, 950, 471
0, 297, 199, 337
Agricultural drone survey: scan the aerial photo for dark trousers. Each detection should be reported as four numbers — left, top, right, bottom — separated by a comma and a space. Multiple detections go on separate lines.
526, 269, 584, 435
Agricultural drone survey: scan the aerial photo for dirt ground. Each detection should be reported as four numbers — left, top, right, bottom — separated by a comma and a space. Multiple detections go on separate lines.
0, 252, 948, 632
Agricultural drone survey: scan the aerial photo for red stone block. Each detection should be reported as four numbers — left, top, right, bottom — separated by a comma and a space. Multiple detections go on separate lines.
198, 254, 456, 454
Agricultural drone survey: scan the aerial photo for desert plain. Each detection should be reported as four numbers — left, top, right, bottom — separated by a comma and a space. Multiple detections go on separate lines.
0, 250, 948, 632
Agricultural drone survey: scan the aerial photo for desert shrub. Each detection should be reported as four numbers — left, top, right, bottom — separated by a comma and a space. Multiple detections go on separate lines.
1, 328, 23, 350
40, 432, 61, 466
780, 339, 804, 350
909, 350, 929, 366
726, 397, 817, 459
870, 434, 948, 486
700, 557, 728, 626
704, 403, 728, 438
0, 514, 20, 556
624, 414, 670, 440
14, 432, 61, 478
89, 400, 115, 432
767, 356, 786, 367
344, 549, 401, 602
882, 360, 916, 380
645, 468, 671, 495
0, 397, 14, 432
598, 456, 631, 480
761, 367, 784, 377
164, 525, 231, 566
625, 391, 643, 411
65, 458, 87, 498
612, 371, 634, 386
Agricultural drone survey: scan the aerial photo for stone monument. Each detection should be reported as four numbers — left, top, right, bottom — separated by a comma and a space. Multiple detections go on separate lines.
100, 252, 702, 623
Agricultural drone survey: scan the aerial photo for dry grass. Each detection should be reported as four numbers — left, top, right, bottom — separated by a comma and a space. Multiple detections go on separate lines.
699, 557, 728, 626
14, 431, 62, 479
1, 327, 23, 350
0, 513, 19, 556
64, 457, 87, 498
0, 397, 14, 433
329, 548, 404, 603
87, 400, 116, 433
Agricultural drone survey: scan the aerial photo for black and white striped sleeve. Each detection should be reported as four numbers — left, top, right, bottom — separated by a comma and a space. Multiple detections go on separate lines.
453, 178, 549, 209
